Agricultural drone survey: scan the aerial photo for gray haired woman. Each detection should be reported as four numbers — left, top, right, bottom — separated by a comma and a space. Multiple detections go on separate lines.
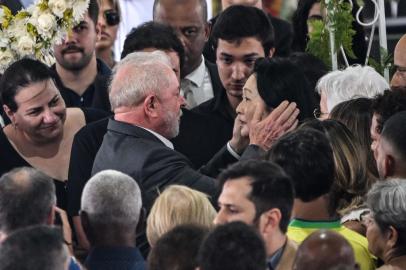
365, 179, 406, 269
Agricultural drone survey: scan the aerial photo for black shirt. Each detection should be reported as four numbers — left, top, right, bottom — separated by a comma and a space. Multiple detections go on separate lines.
52, 59, 112, 112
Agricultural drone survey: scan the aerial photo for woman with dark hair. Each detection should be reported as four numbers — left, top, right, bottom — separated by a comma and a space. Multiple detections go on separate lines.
236, 57, 316, 138
330, 97, 379, 180
0, 58, 108, 209
291, 0, 367, 65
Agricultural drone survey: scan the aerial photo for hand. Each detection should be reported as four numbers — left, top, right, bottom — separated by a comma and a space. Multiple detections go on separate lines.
249, 101, 300, 151
229, 114, 249, 154
54, 207, 73, 254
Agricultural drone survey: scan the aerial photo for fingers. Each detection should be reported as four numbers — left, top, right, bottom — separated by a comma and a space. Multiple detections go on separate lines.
267, 100, 290, 121
276, 102, 298, 125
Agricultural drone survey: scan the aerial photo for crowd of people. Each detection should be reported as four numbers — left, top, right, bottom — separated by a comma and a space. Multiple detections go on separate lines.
0, 0, 406, 269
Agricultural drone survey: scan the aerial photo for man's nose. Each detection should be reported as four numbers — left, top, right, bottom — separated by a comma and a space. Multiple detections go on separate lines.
231, 63, 245, 81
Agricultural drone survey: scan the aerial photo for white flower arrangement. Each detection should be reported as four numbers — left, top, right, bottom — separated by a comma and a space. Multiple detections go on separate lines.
0, 0, 90, 73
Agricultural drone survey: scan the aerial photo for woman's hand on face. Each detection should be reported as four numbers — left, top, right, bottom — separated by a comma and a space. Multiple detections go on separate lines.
229, 114, 250, 154
249, 101, 300, 151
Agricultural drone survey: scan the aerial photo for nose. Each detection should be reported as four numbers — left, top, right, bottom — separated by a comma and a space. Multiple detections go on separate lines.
42, 108, 58, 124
213, 210, 226, 225
236, 99, 245, 115
390, 71, 401, 87
64, 31, 78, 44
231, 63, 245, 81
179, 94, 186, 107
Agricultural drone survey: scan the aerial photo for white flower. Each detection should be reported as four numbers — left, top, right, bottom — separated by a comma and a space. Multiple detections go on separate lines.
48, 0, 67, 18
37, 13, 57, 39
0, 49, 15, 71
16, 35, 35, 56
72, 0, 89, 22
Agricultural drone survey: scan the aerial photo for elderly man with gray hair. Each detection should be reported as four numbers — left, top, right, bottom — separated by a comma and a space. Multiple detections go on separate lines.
91, 51, 217, 210
315, 65, 388, 118
81, 170, 145, 270
365, 179, 406, 269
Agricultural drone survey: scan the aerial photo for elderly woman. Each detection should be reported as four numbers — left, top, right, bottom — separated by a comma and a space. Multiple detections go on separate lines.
146, 185, 216, 247
316, 65, 388, 118
365, 179, 406, 269
96, 0, 120, 68
0, 58, 108, 209
236, 57, 315, 140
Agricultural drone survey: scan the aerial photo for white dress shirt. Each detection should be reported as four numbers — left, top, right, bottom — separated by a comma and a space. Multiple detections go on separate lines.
180, 58, 214, 108
139, 126, 174, 150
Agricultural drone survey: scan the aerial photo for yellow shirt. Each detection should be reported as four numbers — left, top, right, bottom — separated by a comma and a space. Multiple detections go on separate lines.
287, 219, 376, 270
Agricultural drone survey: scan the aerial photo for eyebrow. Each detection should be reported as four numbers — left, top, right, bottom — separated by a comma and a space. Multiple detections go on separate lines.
243, 88, 253, 94
25, 94, 59, 114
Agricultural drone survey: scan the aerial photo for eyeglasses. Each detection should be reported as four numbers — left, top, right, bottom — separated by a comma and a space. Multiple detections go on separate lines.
313, 108, 328, 119
104, 10, 120, 26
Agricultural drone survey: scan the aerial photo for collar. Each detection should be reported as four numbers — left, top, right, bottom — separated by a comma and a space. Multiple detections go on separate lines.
108, 118, 173, 149
139, 126, 174, 149
184, 57, 206, 88
267, 242, 286, 270
289, 218, 342, 229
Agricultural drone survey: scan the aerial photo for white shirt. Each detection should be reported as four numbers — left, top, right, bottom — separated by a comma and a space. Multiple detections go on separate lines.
139, 126, 174, 150
181, 58, 214, 107
114, 0, 154, 61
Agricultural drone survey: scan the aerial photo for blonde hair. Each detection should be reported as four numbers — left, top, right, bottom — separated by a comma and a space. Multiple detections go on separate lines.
146, 185, 216, 246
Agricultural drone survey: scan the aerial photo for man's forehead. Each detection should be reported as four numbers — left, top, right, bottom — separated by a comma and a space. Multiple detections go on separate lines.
154, 2, 206, 25
217, 38, 264, 57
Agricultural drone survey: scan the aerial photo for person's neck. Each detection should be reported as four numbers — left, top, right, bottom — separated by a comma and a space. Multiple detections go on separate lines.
56, 56, 98, 96
97, 48, 114, 68
114, 108, 157, 133
227, 93, 242, 112
265, 232, 287, 258
292, 197, 336, 221
182, 56, 203, 78
92, 233, 136, 248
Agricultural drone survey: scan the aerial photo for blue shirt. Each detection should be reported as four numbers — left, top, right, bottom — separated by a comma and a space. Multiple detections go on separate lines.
85, 246, 146, 270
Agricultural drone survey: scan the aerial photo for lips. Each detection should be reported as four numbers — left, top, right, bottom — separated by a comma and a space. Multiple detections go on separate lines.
62, 46, 83, 55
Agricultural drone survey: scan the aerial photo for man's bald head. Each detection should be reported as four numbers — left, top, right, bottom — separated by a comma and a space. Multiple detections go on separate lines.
293, 230, 359, 270
0, 167, 56, 235
391, 34, 406, 88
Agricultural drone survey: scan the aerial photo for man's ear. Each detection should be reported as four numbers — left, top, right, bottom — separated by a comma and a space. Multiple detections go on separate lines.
268, 48, 276, 58
143, 94, 160, 118
387, 225, 398, 248
80, 210, 91, 239
3, 105, 15, 125
95, 21, 102, 42
259, 208, 281, 235
204, 21, 210, 42
47, 205, 56, 225
384, 155, 395, 178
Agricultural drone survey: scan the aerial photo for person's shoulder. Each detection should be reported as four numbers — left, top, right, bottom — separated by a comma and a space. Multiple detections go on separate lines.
192, 97, 216, 114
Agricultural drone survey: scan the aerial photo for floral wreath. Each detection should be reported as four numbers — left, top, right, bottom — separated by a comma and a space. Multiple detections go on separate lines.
0, 0, 90, 73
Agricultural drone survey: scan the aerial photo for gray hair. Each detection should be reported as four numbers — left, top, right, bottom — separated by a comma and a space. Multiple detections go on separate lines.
0, 225, 70, 270
0, 167, 56, 234
81, 170, 142, 228
316, 65, 389, 112
109, 50, 174, 110
367, 179, 406, 239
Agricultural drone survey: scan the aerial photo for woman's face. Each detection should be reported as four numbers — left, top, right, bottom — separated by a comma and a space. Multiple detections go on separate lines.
7, 79, 66, 143
236, 74, 267, 137
96, 0, 119, 50
365, 214, 389, 260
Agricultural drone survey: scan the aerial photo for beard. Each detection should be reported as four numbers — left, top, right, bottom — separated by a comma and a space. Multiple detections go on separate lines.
162, 109, 181, 139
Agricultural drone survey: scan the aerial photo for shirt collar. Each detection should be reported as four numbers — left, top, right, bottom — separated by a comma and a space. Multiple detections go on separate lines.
289, 218, 342, 229
267, 243, 285, 270
184, 57, 206, 87
139, 126, 174, 149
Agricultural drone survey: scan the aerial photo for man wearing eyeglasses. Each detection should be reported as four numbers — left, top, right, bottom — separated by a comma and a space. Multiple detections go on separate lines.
53, 0, 112, 113
391, 34, 406, 88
